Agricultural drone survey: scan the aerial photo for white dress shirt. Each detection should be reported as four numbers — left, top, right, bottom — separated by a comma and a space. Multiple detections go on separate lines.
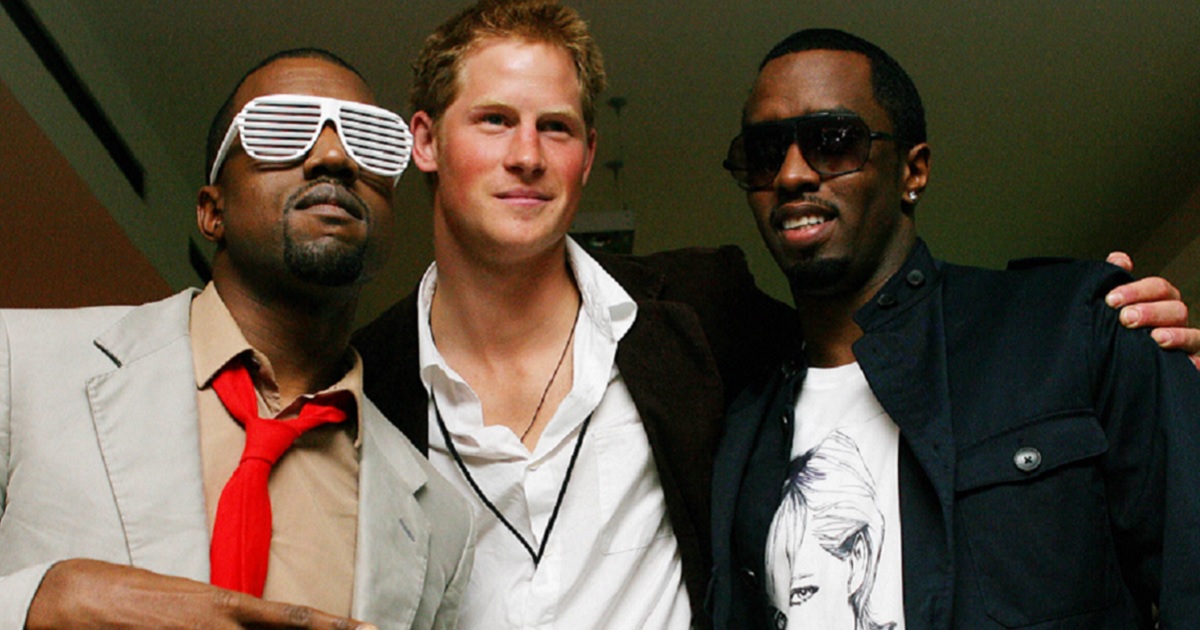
418, 238, 691, 629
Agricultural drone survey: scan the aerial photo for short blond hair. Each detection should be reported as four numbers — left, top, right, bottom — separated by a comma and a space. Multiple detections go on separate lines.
411, 0, 607, 127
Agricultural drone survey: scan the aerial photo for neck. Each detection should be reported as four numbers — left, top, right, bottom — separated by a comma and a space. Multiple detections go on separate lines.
429, 237, 581, 448
793, 294, 865, 368
212, 272, 357, 402
431, 237, 579, 357
792, 235, 918, 369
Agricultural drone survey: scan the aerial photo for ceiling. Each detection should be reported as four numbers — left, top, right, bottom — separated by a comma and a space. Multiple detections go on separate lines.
19, 0, 1200, 312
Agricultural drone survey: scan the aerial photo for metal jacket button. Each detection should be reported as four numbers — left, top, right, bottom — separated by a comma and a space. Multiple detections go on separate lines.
906, 269, 926, 287
877, 293, 898, 308
1013, 447, 1042, 472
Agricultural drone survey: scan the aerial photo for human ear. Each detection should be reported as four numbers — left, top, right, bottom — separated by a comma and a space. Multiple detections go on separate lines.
410, 111, 439, 174
196, 185, 225, 244
580, 126, 598, 186
901, 142, 931, 206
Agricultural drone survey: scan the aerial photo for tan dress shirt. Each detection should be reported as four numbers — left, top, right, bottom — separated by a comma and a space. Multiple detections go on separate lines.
190, 283, 361, 615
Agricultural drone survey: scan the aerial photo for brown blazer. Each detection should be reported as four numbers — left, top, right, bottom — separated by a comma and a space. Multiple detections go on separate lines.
353, 246, 799, 627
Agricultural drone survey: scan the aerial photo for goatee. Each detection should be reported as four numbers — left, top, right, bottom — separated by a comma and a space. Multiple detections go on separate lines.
283, 232, 367, 286
785, 257, 851, 295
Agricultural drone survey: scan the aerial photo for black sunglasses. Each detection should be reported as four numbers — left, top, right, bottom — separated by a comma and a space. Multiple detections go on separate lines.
723, 112, 905, 191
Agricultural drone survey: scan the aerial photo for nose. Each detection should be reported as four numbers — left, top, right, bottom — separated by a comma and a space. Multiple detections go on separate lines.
774, 142, 820, 193
303, 122, 358, 182
503, 123, 546, 177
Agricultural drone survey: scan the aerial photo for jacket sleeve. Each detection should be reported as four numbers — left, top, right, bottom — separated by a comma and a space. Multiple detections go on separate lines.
1088, 267, 1200, 624
641, 245, 800, 406
0, 311, 57, 627
708, 246, 801, 403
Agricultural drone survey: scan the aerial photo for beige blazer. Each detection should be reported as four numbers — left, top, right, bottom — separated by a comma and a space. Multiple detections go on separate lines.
0, 290, 472, 629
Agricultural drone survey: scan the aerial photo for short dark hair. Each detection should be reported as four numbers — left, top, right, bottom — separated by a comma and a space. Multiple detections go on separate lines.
204, 48, 366, 182
759, 28, 926, 144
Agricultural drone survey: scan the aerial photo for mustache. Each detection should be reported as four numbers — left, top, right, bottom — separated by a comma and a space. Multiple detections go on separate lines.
770, 193, 841, 224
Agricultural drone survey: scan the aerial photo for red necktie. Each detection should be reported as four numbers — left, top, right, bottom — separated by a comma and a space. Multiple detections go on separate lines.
208, 361, 349, 596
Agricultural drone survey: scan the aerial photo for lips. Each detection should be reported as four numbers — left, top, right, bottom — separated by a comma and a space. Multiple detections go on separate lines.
495, 188, 553, 204
781, 214, 828, 230
771, 199, 837, 248
293, 182, 367, 221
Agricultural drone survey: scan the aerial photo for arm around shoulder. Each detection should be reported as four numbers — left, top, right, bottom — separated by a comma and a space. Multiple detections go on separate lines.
1089, 273, 1200, 624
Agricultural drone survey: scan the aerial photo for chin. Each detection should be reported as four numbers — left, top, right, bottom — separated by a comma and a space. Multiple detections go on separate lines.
784, 257, 852, 295
284, 240, 368, 287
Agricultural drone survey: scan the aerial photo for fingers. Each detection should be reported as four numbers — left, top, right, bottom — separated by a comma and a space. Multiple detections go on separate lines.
233, 594, 375, 629
1106, 276, 1183, 316
215, 589, 373, 629
1116, 300, 1190, 330
1106, 251, 1134, 272
1149, 326, 1200, 356
1108, 276, 1184, 306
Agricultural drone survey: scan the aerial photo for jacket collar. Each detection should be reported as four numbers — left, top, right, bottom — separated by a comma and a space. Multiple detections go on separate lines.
853, 238, 943, 332
588, 248, 666, 301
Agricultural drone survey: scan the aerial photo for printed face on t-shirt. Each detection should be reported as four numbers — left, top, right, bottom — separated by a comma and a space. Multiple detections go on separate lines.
765, 429, 899, 630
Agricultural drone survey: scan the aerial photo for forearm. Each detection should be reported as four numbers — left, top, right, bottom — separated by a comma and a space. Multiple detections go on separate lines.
1094, 299, 1200, 622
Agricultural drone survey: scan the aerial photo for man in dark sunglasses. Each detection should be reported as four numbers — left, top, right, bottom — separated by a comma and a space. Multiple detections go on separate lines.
711, 28, 1200, 629
0, 49, 470, 628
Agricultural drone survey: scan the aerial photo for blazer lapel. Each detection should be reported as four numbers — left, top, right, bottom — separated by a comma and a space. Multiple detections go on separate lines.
616, 300, 726, 540
86, 290, 210, 581
357, 290, 431, 455
600, 252, 726, 617
352, 401, 430, 625
393, 295, 431, 453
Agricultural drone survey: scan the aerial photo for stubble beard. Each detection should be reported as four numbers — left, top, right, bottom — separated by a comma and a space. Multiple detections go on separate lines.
784, 257, 853, 297
282, 226, 368, 287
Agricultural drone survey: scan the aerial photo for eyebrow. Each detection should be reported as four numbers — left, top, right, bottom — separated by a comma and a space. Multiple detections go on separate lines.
469, 98, 582, 120
745, 105, 859, 126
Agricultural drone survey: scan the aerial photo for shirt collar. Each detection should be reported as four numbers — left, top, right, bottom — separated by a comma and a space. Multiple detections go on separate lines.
565, 236, 637, 343
189, 282, 366, 443
416, 237, 638, 384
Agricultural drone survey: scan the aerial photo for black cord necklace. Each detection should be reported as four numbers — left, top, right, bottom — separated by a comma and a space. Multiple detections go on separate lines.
433, 395, 594, 566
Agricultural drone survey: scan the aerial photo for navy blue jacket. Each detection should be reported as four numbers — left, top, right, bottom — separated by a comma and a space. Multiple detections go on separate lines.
711, 241, 1200, 629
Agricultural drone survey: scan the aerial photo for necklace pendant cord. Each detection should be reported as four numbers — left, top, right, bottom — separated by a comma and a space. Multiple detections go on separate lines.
433, 396, 594, 567
520, 296, 583, 441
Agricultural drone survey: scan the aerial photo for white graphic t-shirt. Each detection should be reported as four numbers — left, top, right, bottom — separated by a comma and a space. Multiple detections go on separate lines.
765, 362, 904, 630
